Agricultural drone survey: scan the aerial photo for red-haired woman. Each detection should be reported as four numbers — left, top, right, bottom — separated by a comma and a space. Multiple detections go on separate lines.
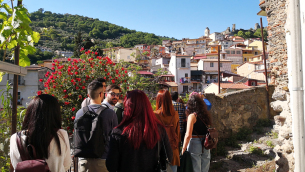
106, 90, 173, 172
154, 90, 180, 172
181, 93, 213, 172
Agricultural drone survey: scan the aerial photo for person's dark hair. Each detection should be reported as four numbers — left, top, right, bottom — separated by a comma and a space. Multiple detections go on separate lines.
171, 92, 178, 101
177, 97, 185, 105
105, 84, 120, 93
22, 94, 62, 159
186, 94, 212, 126
87, 81, 104, 99
117, 90, 162, 149
93, 78, 106, 83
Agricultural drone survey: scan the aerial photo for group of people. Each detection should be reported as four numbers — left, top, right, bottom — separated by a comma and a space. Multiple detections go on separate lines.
9, 78, 213, 172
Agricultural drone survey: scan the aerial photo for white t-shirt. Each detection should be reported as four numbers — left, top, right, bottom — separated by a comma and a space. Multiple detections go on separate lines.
10, 129, 72, 172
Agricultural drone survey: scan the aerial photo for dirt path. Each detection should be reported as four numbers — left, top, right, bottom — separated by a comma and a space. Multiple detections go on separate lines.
209, 123, 278, 172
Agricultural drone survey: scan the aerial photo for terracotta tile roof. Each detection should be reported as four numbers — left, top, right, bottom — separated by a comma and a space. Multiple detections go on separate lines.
161, 75, 174, 77
138, 71, 153, 75
26, 65, 42, 71
194, 56, 207, 59
213, 83, 251, 89
259, 0, 265, 6
201, 59, 232, 62
43, 58, 79, 62
176, 55, 192, 57
164, 82, 178, 87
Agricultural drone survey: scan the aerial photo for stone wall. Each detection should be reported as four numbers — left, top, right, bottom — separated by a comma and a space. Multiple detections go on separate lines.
259, 0, 293, 171
205, 85, 276, 139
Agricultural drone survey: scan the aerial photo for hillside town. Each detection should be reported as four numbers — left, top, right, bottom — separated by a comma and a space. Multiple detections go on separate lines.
0, 23, 270, 107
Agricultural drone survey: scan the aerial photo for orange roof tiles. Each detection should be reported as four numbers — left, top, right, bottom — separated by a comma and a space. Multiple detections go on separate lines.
216, 83, 251, 89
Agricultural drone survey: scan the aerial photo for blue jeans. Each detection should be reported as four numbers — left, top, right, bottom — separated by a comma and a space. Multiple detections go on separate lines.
170, 165, 177, 172
187, 138, 211, 172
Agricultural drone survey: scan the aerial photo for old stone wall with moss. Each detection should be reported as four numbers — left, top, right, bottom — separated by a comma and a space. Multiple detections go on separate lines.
205, 85, 276, 139
259, 0, 293, 171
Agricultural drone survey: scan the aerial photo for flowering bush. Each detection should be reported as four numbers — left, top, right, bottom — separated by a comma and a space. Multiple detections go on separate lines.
41, 50, 129, 134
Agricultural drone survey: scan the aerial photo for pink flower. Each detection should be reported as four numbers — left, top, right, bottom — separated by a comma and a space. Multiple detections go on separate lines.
71, 107, 75, 112
37, 91, 42, 95
39, 79, 43, 82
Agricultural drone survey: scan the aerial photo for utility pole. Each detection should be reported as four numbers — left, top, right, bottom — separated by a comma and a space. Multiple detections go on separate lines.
260, 18, 270, 119
218, 46, 221, 94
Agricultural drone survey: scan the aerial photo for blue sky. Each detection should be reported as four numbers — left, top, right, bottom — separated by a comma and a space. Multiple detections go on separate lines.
21, 0, 267, 40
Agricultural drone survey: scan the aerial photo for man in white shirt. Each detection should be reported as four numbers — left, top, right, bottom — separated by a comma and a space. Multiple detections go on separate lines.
102, 85, 121, 110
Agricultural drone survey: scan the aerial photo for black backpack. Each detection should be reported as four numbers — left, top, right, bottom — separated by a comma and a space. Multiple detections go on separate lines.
73, 105, 108, 158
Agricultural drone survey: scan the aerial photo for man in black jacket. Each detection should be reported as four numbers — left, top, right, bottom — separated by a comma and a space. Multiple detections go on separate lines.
76, 81, 118, 172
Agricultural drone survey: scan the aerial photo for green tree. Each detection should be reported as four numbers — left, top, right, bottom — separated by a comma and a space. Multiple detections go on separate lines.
237, 31, 245, 38
73, 31, 82, 57
253, 28, 268, 41
245, 31, 253, 39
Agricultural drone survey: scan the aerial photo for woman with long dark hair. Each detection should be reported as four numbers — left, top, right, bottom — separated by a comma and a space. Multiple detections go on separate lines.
10, 94, 72, 171
154, 90, 180, 172
106, 90, 173, 172
181, 92, 213, 172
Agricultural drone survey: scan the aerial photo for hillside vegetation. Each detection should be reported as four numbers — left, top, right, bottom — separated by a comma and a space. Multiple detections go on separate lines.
30, 9, 176, 51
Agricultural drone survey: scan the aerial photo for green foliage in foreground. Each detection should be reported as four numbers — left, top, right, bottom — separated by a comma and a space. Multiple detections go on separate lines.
0, 82, 26, 171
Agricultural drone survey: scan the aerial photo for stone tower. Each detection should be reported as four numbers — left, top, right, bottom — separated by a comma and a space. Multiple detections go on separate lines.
255, 23, 260, 30
205, 27, 210, 37
232, 24, 236, 32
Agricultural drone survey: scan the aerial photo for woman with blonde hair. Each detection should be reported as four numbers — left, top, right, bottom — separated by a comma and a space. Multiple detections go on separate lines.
154, 90, 180, 172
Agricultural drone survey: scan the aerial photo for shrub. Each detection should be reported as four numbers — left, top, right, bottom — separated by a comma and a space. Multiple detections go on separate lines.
42, 50, 130, 134
248, 145, 264, 156
236, 127, 252, 141
266, 140, 274, 148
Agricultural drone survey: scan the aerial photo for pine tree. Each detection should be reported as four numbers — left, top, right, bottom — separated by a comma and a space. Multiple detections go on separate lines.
73, 31, 82, 57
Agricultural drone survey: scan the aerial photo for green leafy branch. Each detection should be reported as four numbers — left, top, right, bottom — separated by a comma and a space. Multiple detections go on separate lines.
0, 0, 40, 67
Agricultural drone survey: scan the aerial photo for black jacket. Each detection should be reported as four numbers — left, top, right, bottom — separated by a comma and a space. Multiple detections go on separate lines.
178, 151, 194, 172
106, 125, 173, 172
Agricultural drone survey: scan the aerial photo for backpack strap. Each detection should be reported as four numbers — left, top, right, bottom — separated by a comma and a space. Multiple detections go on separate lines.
95, 105, 108, 115
16, 131, 30, 161
82, 106, 90, 115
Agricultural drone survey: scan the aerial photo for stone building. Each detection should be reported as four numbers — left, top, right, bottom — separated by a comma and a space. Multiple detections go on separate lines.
258, 0, 305, 171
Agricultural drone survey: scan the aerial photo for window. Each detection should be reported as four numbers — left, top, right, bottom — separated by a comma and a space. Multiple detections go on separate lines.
185, 73, 188, 77
220, 63, 223, 67
236, 51, 241, 54
244, 58, 247, 61
231, 51, 235, 54
251, 81, 256, 86
210, 62, 214, 67
255, 52, 258, 55
181, 58, 186, 67
226, 50, 230, 54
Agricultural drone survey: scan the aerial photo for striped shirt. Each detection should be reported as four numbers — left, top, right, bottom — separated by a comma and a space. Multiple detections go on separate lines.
172, 100, 186, 132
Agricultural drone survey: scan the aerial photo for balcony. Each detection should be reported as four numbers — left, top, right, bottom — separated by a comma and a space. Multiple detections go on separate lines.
180, 77, 190, 84
191, 78, 202, 82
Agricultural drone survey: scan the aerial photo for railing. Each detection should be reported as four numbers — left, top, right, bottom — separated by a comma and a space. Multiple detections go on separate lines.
191, 78, 202, 82
180, 77, 190, 83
